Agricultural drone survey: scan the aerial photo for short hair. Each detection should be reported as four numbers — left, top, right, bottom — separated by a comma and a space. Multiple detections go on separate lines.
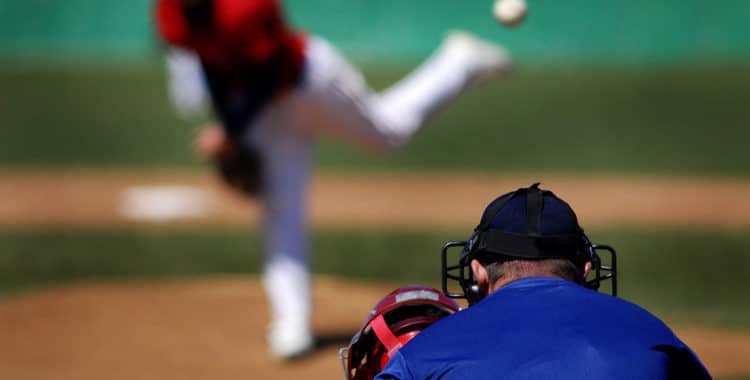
484, 258, 585, 285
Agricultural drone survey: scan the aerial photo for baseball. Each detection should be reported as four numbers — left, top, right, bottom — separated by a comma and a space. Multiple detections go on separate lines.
493, 0, 527, 28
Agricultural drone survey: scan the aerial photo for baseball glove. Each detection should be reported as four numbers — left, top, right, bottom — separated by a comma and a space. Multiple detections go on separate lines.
215, 144, 264, 197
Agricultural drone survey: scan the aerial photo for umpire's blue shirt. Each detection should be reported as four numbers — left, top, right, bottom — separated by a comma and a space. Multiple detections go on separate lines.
375, 277, 710, 380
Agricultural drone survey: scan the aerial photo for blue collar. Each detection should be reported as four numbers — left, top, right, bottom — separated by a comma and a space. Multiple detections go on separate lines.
495, 276, 572, 293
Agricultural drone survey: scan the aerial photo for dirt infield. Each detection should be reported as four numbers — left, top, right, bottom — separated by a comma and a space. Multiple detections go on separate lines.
1, 277, 749, 379
1, 169, 749, 379
2, 169, 750, 229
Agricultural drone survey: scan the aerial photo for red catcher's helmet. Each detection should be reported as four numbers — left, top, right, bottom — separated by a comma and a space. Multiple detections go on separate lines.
340, 286, 460, 380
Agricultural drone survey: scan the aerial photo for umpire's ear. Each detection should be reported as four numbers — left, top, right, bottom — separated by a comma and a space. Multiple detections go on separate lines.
470, 259, 490, 295
582, 261, 593, 283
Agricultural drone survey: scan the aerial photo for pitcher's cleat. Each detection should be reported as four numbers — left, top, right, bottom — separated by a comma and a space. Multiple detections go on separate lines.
267, 320, 314, 359
440, 30, 513, 84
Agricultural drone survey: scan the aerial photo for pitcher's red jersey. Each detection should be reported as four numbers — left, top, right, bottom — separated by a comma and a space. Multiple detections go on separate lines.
155, 0, 307, 134
156, 0, 305, 69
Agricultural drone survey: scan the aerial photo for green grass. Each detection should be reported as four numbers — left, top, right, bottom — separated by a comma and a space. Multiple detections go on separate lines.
1, 227, 748, 329
722, 376, 750, 380
1, 61, 749, 175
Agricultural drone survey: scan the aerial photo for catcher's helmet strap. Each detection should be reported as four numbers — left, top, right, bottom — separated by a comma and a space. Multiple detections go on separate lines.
370, 314, 402, 357
477, 230, 580, 260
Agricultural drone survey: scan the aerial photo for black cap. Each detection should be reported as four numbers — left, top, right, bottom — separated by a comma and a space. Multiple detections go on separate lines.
472, 183, 586, 263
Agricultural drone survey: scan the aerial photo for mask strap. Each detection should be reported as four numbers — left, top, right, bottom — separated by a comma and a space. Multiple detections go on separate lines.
371, 314, 402, 357
526, 183, 543, 236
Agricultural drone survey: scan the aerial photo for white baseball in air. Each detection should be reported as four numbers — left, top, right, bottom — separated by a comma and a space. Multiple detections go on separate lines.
493, 0, 527, 28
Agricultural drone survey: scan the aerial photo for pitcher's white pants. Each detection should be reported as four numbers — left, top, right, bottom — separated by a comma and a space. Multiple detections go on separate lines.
244, 36, 487, 339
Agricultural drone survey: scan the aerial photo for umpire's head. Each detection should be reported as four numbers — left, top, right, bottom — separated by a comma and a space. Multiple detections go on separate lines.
441, 183, 616, 304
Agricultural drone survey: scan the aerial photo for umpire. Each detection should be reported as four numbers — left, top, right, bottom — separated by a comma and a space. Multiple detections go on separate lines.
375, 183, 710, 379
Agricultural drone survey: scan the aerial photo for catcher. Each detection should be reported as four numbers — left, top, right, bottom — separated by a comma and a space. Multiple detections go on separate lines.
155, 0, 512, 358
340, 286, 460, 380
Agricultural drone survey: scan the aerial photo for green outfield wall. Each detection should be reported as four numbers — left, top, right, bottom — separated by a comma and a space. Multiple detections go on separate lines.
0, 0, 749, 62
